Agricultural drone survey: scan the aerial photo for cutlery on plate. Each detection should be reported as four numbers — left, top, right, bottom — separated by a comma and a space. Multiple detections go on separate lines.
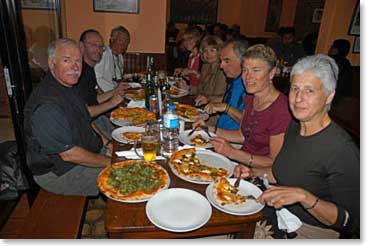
201, 125, 212, 137
188, 125, 199, 137
234, 176, 241, 188
244, 195, 257, 200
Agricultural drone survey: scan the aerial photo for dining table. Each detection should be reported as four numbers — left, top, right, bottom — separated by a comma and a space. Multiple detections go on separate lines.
104, 93, 263, 239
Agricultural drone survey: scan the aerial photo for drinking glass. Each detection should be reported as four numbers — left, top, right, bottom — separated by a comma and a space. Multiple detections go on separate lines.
141, 135, 159, 162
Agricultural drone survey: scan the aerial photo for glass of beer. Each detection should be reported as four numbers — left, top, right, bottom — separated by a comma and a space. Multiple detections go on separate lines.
141, 135, 159, 162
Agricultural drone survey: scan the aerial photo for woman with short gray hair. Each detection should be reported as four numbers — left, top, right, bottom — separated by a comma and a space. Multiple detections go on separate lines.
235, 54, 359, 238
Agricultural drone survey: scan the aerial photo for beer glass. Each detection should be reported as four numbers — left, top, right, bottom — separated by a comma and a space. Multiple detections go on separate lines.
140, 135, 159, 162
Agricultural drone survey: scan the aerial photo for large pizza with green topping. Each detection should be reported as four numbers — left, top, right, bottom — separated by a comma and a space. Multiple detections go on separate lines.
98, 160, 170, 202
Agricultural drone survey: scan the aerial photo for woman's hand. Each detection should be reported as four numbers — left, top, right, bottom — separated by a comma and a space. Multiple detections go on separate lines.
173, 68, 183, 76
210, 137, 234, 157
192, 118, 207, 129
195, 95, 209, 106
257, 186, 307, 209
204, 103, 227, 115
234, 164, 253, 179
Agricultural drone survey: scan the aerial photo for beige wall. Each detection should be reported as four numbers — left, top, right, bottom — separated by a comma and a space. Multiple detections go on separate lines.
316, 0, 359, 65
64, 0, 167, 53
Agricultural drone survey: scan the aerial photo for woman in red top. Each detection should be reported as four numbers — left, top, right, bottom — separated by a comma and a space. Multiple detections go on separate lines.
210, 44, 292, 168
174, 26, 202, 94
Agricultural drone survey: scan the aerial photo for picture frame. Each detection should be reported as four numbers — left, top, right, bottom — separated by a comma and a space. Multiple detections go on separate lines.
348, 3, 360, 35
265, 0, 282, 32
170, 0, 218, 24
352, 36, 360, 53
93, 0, 139, 14
312, 8, 323, 23
21, 0, 56, 10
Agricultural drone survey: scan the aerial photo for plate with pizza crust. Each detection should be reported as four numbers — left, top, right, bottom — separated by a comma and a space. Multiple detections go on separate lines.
145, 188, 212, 232
98, 160, 170, 203
169, 148, 235, 184
110, 107, 156, 126
111, 126, 145, 144
169, 86, 189, 98
178, 130, 217, 148
205, 178, 264, 216
175, 103, 209, 122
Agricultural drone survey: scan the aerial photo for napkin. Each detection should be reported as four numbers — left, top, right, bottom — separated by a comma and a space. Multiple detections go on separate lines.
128, 82, 142, 88
127, 100, 145, 108
276, 208, 303, 233
115, 148, 166, 160
262, 174, 302, 233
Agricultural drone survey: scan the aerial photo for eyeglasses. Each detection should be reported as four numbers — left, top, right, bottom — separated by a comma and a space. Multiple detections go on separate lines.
85, 42, 105, 51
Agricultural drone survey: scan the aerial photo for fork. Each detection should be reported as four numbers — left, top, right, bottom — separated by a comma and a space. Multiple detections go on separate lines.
244, 195, 257, 200
188, 125, 200, 137
201, 125, 212, 137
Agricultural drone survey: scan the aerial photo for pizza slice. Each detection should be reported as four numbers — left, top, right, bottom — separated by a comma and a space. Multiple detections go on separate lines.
122, 132, 144, 141
190, 134, 209, 147
175, 104, 198, 121
170, 148, 228, 182
214, 177, 245, 206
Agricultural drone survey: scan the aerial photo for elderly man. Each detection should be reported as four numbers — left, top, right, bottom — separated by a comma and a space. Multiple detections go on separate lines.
24, 38, 110, 196
195, 39, 247, 130
76, 29, 127, 139
95, 25, 130, 92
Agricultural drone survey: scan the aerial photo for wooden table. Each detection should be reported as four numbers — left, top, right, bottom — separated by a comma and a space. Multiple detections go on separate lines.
104, 96, 263, 239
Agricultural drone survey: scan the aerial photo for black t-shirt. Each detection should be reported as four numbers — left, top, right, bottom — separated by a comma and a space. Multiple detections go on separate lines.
273, 120, 360, 231
75, 61, 98, 106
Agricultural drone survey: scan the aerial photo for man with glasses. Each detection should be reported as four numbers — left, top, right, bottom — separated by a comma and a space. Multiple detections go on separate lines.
95, 25, 130, 92
76, 29, 127, 140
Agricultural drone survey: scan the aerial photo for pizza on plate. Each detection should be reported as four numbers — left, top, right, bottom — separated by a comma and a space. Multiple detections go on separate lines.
175, 103, 198, 121
98, 160, 169, 201
122, 132, 144, 141
214, 177, 246, 206
169, 148, 228, 182
111, 108, 156, 125
190, 134, 209, 147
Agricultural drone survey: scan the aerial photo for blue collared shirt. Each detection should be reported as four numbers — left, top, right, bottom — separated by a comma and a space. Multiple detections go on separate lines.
216, 75, 246, 130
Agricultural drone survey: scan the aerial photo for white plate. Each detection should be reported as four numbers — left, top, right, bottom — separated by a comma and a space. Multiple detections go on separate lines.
170, 86, 189, 98
179, 109, 209, 123
145, 188, 212, 232
205, 178, 265, 216
169, 150, 235, 184
178, 130, 217, 148
111, 126, 145, 144
110, 117, 131, 127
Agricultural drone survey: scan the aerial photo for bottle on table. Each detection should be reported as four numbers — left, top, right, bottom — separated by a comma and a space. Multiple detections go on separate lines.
162, 104, 179, 154
144, 56, 155, 109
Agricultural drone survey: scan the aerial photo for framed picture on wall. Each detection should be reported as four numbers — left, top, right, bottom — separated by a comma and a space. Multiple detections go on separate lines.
265, 0, 282, 32
93, 0, 139, 14
170, 0, 218, 24
21, 0, 56, 10
312, 8, 323, 23
352, 36, 360, 53
348, 3, 360, 35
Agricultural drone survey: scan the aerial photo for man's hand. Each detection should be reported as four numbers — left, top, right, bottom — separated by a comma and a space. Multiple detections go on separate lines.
114, 82, 129, 96
204, 102, 227, 115
195, 95, 209, 106
110, 93, 124, 107
192, 118, 207, 129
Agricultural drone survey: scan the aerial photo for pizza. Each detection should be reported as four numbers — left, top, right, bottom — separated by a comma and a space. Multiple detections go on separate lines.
169, 148, 229, 182
122, 132, 144, 141
98, 160, 170, 201
190, 134, 208, 147
125, 88, 145, 100
111, 108, 156, 125
175, 103, 198, 121
214, 177, 245, 206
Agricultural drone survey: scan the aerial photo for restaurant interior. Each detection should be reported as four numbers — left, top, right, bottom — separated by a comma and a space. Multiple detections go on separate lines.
0, 0, 360, 240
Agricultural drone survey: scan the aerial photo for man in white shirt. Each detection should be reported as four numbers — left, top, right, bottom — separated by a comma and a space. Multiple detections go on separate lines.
95, 26, 130, 92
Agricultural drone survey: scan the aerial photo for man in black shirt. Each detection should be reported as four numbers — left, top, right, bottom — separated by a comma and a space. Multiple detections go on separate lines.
24, 38, 111, 196
76, 29, 128, 139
